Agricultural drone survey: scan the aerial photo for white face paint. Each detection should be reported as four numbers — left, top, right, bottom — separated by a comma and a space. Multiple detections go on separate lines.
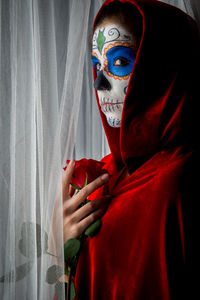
92, 24, 136, 127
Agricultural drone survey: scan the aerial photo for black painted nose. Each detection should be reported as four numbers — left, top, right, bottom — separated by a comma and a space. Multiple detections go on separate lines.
94, 70, 111, 91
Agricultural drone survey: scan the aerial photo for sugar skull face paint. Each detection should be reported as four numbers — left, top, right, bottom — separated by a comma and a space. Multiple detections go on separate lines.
92, 24, 136, 127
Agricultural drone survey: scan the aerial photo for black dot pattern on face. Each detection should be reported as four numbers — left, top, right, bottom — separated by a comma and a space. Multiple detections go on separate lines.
107, 117, 121, 127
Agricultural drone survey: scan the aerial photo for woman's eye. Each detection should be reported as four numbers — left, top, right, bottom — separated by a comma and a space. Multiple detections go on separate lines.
114, 57, 130, 66
96, 63, 101, 71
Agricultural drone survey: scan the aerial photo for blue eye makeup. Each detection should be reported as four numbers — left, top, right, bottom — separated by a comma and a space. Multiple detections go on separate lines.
91, 56, 101, 74
106, 46, 135, 77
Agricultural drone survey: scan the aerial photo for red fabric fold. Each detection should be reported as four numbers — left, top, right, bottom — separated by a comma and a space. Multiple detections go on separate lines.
74, 0, 200, 299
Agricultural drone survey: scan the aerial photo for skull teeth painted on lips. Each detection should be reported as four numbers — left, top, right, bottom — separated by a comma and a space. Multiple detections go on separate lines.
99, 97, 124, 113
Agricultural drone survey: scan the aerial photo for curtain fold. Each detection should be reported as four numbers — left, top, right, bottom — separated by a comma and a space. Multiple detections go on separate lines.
74, 0, 109, 161
0, 0, 92, 299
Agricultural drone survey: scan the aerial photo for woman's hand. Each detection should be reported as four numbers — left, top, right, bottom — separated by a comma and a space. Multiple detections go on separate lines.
62, 160, 111, 243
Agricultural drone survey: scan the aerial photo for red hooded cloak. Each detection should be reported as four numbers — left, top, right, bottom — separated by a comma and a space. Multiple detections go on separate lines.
74, 0, 200, 299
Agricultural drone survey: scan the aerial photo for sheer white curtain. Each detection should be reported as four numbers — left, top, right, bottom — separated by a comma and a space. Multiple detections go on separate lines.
74, 1, 109, 160
161, 0, 200, 23
0, 0, 199, 299
0, 0, 104, 299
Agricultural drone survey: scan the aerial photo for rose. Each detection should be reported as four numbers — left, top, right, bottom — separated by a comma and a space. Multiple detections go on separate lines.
63, 158, 107, 189
62, 158, 109, 300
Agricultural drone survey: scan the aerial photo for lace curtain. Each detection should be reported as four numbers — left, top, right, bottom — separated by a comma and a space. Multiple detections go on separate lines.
0, 0, 199, 299
0, 0, 104, 299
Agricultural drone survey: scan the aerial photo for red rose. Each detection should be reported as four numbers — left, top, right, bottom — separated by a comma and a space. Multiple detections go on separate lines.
63, 158, 107, 189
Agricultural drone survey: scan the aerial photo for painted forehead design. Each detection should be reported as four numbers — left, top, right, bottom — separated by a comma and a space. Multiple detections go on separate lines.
92, 24, 135, 55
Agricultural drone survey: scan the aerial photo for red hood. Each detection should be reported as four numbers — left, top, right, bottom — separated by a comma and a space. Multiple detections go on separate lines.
93, 0, 200, 172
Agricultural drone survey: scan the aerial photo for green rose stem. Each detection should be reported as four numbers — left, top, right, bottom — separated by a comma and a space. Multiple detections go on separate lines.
46, 252, 58, 258
64, 222, 102, 300
66, 266, 72, 300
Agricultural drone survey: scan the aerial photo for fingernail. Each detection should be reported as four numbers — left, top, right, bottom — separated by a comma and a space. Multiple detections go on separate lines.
101, 173, 110, 180
69, 159, 75, 166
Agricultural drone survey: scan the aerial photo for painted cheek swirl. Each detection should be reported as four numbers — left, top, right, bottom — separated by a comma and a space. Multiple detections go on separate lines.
124, 86, 128, 94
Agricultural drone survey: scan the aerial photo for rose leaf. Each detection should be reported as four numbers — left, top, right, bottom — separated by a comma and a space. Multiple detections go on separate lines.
46, 265, 64, 284
70, 281, 76, 300
0, 261, 34, 282
64, 239, 81, 261
55, 281, 66, 300
19, 222, 48, 258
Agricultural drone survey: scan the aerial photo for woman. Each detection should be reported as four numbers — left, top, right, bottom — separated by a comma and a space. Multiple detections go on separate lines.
63, 0, 200, 299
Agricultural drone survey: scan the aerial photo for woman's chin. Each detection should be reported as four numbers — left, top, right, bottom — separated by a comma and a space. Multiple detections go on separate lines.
106, 114, 121, 127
